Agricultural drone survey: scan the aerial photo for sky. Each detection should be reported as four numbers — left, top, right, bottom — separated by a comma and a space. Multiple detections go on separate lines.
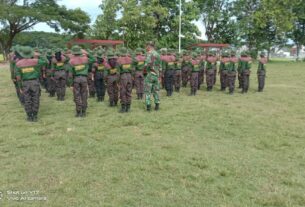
34, 0, 207, 40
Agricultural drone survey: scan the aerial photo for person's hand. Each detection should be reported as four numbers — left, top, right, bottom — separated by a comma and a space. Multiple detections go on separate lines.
19, 89, 24, 94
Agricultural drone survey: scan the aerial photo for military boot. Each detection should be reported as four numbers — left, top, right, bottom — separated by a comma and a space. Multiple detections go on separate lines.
137, 94, 140, 100
75, 110, 81, 117
125, 104, 130, 112
155, 103, 160, 111
26, 113, 33, 122
32, 112, 38, 122
120, 104, 126, 113
140, 93, 144, 99
147, 105, 151, 112
81, 109, 87, 117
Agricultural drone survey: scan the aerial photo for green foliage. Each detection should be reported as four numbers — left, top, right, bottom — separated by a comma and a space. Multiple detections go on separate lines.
90, 0, 201, 49
0, 0, 90, 56
1, 61, 305, 206
13, 31, 72, 49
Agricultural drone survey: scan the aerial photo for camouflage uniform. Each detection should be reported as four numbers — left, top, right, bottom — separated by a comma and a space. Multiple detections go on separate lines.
144, 42, 161, 111
134, 48, 146, 99
258, 52, 267, 92
15, 46, 47, 122
238, 52, 252, 93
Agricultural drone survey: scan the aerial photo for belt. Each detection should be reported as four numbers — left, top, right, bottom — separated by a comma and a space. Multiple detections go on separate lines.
75, 74, 87, 77
23, 78, 38, 81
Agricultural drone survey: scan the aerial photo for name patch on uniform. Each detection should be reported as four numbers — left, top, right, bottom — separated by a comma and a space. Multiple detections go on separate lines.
110, 68, 117, 74
56, 62, 64, 67
194, 65, 199, 68
122, 64, 131, 69
75, 64, 85, 71
168, 62, 174, 66
98, 66, 105, 71
22, 67, 34, 73
138, 61, 144, 65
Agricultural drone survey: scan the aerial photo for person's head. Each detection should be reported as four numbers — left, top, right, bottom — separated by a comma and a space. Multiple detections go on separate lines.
19, 46, 34, 59
55, 48, 62, 61
107, 49, 117, 68
260, 52, 266, 58
71, 45, 83, 56
146, 41, 155, 52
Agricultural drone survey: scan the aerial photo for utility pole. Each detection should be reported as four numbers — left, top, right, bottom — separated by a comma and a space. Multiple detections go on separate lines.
179, 0, 182, 53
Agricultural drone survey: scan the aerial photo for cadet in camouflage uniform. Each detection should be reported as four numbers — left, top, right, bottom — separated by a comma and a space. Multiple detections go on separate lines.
117, 47, 134, 113
15, 46, 47, 122
52, 48, 69, 101
46, 49, 56, 97
238, 51, 252, 93
190, 52, 200, 96
160, 49, 167, 89
257, 52, 267, 92
144, 41, 161, 111
9, 46, 25, 105
87, 50, 96, 98
134, 48, 146, 99
227, 51, 238, 94
105, 49, 119, 107
219, 51, 230, 91
67, 45, 96, 117
161, 48, 175, 96
206, 51, 217, 91
92, 50, 107, 102
174, 52, 182, 92
181, 50, 191, 87
198, 50, 206, 90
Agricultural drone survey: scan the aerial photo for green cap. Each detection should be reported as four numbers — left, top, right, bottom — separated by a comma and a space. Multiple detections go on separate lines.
160, 48, 167, 55
71, 45, 82, 55
241, 51, 247, 56
260, 52, 266, 56
192, 52, 198, 58
96, 50, 103, 58
55, 48, 62, 53
221, 50, 229, 57
120, 47, 128, 56
107, 49, 117, 59
19, 46, 34, 59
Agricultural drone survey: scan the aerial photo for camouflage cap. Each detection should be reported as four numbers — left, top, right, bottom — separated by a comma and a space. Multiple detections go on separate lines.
107, 49, 117, 59
120, 47, 128, 56
260, 52, 266, 56
146, 41, 155, 47
96, 50, 104, 58
160, 48, 167, 55
19, 46, 34, 59
71, 45, 82, 55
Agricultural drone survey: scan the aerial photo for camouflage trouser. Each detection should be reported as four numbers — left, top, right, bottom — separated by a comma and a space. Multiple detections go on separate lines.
54, 70, 66, 100
95, 72, 106, 99
242, 70, 250, 92
258, 70, 266, 91
22, 79, 41, 115
182, 66, 190, 87
135, 71, 144, 95
107, 74, 119, 104
14, 81, 25, 105
144, 72, 160, 106
87, 72, 96, 97
206, 69, 215, 90
227, 72, 236, 94
198, 68, 204, 89
220, 70, 228, 90
213, 69, 217, 85
47, 76, 56, 96
190, 72, 199, 93
174, 70, 181, 91
238, 72, 243, 88
164, 69, 174, 95
73, 76, 88, 112
120, 73, 133, 105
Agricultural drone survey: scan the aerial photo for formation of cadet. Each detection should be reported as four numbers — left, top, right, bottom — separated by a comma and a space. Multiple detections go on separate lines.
8, 44, 267, 122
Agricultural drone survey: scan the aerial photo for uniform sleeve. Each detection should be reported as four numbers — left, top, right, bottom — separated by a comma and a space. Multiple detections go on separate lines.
67, 64, 74, 86
88, 54, 96, 64
15, 67, 22, 88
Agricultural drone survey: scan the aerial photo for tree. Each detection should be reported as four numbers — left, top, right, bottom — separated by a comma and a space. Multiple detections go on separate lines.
290, 0, 305, 60
0, 0, 90, 59
89, 0, 122, 40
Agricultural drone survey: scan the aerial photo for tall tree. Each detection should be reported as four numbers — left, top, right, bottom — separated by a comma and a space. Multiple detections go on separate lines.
290, 0, 305, 60
0, 0, 90, 58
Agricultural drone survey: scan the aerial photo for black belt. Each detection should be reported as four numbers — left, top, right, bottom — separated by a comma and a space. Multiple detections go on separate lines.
23, 78, 38, 81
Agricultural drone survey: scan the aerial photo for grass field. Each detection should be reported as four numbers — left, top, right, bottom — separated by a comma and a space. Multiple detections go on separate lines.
0, 61, 305, 207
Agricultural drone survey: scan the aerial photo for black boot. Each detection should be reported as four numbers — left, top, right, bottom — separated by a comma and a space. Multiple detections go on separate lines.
26, 113, 32, 122
120, 104, 126, 113
114, 101, 118, 106
141, 94, 144, 99
32, 112, 38, 122
137, 94, 140, 100
81, 109, 87, 117
110, 101, 114, 107
166, 91, 170, 96
75, 110, 81, 117
155, 103, 160, 111
125, 104, 130, 112
147, 105, 151, 112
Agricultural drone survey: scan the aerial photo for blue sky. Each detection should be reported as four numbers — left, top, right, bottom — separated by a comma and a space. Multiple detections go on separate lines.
34, 0, 206, 40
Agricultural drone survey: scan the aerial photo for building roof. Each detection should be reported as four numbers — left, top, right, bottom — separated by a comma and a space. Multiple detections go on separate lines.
189, 43, 230, 49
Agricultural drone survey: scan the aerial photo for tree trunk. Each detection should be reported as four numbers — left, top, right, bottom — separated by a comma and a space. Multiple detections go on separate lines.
296, 43, 300, 61
267, 47, 271, 61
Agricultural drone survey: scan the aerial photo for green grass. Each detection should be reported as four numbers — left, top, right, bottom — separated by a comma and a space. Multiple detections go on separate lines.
0, 61, 305, 207
0, 54, 4, 62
